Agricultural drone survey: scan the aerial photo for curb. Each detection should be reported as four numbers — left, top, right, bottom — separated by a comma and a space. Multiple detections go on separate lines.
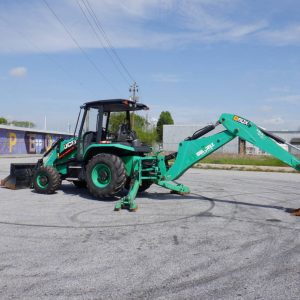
0, 155, 42, 159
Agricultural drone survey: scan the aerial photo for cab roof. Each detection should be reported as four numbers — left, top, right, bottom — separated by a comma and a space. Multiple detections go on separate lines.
82, 99, 149, 112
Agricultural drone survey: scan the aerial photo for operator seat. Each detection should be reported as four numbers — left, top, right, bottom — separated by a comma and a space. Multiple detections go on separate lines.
116, 123, 136, 142
115, 123, 152, 152
83, 131, 96, 149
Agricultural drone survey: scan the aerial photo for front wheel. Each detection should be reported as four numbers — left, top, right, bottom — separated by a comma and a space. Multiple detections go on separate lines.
86, 153, 126, 198
33, 166, 61, 194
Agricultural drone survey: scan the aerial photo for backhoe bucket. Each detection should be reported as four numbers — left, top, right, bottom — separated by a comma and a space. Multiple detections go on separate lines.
1, 163, 36, 190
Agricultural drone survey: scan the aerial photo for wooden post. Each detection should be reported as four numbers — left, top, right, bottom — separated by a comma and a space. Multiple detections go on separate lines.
238, 138, 246, 155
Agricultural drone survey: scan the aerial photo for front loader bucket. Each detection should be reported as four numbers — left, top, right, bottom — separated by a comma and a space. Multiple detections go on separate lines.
1, 163, 36, 190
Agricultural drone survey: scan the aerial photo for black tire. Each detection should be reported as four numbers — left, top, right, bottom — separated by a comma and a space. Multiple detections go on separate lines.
86, 153, 126, 198
125, 178, 153, 193
33, 166, 61, 194
138, 180, 153, 193
72, 180, 87, 188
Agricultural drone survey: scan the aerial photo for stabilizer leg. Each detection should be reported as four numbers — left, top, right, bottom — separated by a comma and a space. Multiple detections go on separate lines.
114, 158, 142, 212
114, 177, 140, 211
157, 180, 190, 195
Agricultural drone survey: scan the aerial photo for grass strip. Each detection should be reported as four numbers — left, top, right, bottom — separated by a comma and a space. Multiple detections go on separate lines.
201, 153, 288, 167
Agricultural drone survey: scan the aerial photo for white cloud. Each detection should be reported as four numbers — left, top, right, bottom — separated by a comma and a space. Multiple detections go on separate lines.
9, 67, 27, 77
269, 86, 291, 93
266, 95, 300, 105
226, 21, 267, 39
258, 24, 300, 46
0, 0, 270, 54
178, 0, 267, 42
0, 0, 299, 54
152, 73, 181, 83
258, 105, 272, 112
261, 116, 284, 125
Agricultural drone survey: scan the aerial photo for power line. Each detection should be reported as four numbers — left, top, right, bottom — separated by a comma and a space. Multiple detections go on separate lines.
0, 14, 89, 94
82, 0, 136, 83
76, 0, 130, 85
41, 0, 120, 94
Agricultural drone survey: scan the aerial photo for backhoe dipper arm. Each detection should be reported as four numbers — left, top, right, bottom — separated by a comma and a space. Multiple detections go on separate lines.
165, 113, 300, 181
219, 113, 300, 172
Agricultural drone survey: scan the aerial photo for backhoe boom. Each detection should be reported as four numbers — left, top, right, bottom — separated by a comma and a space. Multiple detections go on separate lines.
114, 112, 299, 211
165, 113, 300, 182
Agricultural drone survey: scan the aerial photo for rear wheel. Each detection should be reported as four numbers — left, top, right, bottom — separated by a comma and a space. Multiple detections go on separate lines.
138, 180, 153, 193
33, 166, 61, 194
86, 153, 126, 198
125, 178, 153, 193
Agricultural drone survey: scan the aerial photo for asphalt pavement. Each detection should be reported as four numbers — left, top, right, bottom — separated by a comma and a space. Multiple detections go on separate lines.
0, 156, 300, 299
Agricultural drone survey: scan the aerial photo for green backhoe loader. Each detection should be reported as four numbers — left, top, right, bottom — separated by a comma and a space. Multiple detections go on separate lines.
1, 99, 300, 213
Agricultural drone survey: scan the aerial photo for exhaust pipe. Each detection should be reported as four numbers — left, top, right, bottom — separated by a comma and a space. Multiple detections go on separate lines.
1, 163, 36, 190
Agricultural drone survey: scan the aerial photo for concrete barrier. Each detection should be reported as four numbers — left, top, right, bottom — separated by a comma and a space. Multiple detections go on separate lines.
0, 125, 72, 155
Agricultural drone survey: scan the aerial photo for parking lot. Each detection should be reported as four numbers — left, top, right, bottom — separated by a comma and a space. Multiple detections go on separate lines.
0, 156, 300, 299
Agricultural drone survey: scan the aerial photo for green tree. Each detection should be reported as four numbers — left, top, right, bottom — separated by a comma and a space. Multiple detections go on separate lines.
109, 112, 157, 145
156, 111, 174, 142
0, 117, 8, 125
11, 120, 35, 128
109, 112, 130, 133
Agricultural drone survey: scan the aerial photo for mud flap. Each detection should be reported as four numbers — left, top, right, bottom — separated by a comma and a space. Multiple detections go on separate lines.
1, 163, 36, 190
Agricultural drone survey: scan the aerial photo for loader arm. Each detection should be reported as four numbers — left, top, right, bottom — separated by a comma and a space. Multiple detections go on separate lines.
166, 113, 300, 181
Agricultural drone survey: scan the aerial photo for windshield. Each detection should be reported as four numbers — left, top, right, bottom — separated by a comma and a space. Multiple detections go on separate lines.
74, 108, 83, 137
82, 108, 99, 134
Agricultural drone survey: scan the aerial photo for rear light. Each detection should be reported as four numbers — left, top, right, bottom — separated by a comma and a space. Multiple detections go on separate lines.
99, 140, 111, 144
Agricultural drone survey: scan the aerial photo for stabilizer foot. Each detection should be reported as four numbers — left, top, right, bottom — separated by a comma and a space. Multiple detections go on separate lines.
114, 198, 138, 212
291, 208, 300, 216
114, 173, 140, 212
170, 190, 190, 195
129, 205, 138, 212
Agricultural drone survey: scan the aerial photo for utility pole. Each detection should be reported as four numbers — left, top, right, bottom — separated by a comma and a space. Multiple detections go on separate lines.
129, 81, 139, 102
129, 82, 139, 130
44, 116, 47, 130
67, 121, 71, 133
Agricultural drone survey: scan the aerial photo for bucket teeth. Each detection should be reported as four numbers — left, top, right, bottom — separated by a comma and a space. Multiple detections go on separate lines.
1, 175, 17, 190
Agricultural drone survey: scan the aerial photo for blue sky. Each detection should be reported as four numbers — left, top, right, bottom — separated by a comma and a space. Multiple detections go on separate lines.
0, 0, 300, 131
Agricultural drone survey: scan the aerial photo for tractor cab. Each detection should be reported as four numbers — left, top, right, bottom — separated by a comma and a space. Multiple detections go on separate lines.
75, 99, 150, 159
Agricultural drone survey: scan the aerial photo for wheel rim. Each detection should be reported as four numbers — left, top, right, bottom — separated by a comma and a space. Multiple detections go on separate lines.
37, 173, 49, 189
91, 163, 112, 188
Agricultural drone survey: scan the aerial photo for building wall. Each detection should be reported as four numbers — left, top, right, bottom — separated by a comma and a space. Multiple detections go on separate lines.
0, 125, 72, 155
163, 124, 300, 155
163, 124, 238, 153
